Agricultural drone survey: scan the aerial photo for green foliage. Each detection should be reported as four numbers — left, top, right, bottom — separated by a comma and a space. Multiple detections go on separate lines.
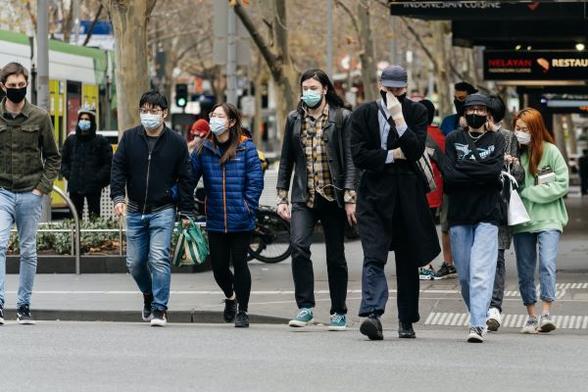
8, 217, 124, 255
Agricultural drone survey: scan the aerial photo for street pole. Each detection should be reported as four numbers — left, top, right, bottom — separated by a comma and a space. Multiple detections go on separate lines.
226, 6, 238, 106
37, 0, 51, 222
327, 0, 334, 79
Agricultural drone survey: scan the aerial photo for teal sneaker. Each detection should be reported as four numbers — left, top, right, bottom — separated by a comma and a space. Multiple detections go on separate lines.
288, 308, 314, 327
419, 266, 436, 280
328, 313, 347, 331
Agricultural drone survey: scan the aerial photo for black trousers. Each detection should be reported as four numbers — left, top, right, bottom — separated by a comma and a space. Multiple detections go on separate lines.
357, 199, 420, 323
208, 231, 252, 312
290, 194, 348, 315
70, 191, 101, 218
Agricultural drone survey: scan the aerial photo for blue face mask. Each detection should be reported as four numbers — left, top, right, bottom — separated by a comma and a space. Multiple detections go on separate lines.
78, 120, 91, 131
210, 117, 228, 136
301, 90, 323, 108
140, 113, 162, 130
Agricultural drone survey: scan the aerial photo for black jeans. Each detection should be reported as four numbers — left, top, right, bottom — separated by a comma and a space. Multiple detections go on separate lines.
490, 249, 506, 312
208, 231, 252, 312
70, 191, 101, 218
290, 195, 348, 315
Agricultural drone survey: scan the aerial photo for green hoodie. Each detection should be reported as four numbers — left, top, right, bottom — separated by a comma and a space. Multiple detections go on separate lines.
513, 142, 569, 234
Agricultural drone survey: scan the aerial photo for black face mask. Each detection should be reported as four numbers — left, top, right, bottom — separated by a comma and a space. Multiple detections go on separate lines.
6, 86, 27, 104
380, 90, 388, 105
380, 90, 406, 105
465, 113, 487, 130
454, 99, 465, 115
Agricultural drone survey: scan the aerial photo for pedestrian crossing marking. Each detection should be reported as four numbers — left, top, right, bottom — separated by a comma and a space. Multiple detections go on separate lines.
425, 312, 588, 329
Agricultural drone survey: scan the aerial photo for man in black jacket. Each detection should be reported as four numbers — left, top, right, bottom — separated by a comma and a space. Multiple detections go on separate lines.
111, 90, 194, 327
350, 65, 440, 340
61, 106, 112, 218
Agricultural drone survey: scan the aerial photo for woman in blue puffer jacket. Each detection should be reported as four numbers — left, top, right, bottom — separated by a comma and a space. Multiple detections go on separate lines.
191, 103, 264, 328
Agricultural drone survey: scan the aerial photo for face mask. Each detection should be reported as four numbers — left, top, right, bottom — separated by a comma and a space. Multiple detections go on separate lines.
210, 117, 228, 136
515, 130, 531, 145
380, 90, 388, 105
465, 113, 487, 130
78, 120, 91, 132
140, 113, 162, 130
454, 99, 465, 115
6, 86, 27, 104
301, 90, 322, 108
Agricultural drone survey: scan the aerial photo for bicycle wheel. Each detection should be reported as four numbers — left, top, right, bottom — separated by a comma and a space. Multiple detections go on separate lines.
248, 209, 291, 263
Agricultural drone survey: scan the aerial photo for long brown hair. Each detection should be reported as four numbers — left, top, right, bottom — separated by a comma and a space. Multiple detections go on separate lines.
513, 108, 555, 176
211, 103, 245, 165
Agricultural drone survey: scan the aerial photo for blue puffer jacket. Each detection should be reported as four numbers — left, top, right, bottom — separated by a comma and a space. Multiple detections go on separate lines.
191, 135, 264, 233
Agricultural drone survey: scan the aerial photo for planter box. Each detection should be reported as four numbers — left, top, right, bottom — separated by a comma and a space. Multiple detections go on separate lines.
6, 255, 212, 274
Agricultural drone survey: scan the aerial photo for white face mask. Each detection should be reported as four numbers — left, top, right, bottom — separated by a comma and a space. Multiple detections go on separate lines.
515, 130, 531, 145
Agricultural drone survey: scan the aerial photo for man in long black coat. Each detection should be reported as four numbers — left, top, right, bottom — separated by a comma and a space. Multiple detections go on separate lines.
350, 65, 440, 340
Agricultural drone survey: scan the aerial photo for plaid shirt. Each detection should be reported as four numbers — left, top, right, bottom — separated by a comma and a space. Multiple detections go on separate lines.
277, 104, 356, 207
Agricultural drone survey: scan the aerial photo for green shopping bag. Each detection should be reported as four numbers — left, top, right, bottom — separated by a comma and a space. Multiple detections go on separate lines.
173, 218, 209, 267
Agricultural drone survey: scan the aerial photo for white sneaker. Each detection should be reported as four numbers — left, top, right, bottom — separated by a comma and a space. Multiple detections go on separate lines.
520, 317, 538, 334
486, 307, 502, 332
467, 327, 486, 343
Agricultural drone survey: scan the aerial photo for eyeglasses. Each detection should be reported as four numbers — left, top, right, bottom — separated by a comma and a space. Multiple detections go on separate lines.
139, 108, 163, 115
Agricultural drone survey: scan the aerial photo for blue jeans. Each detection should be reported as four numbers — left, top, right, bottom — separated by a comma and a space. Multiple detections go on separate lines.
513, 230, 560, 306
0, 188, 44, 308
450, 223, 498, 328
126, 208, 176, 311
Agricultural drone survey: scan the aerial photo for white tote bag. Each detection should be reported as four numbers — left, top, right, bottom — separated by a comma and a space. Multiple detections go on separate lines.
502, 170, 531, 226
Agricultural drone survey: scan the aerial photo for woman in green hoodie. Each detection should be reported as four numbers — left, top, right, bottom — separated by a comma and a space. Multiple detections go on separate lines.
512, 108, 569, 334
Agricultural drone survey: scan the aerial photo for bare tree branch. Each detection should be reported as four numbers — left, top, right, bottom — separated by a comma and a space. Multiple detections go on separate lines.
83, 4, 104, 46
335, 0, 360, 40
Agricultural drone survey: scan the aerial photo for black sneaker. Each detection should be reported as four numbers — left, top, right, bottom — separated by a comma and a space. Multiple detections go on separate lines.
235, 311, 250, 328
17, 304, 35, 325
150, 309, 167, 327
360, 314, 383, 341
0, 306, 4, 325
435, 262, 457, 279
223, 298, 237, 323
142, 293, 154, 322
398, 321, 416, 338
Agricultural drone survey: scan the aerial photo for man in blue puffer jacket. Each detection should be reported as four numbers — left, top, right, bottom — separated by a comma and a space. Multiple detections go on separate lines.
191, 103, 263, 328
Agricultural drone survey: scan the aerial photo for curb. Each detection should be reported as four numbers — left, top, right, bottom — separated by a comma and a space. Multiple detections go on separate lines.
1, 309, 290, 324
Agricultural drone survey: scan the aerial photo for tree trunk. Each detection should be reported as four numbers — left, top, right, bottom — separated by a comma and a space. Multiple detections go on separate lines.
358, 0, 376, 101
432, 21, 451, 118
232, 0, 296, 138
108, 0, 157, 136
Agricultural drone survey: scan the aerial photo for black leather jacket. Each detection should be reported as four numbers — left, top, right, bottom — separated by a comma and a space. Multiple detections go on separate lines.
277, 106, 357, 207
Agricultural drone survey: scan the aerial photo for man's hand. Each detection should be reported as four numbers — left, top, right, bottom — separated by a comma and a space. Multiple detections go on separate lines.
114, 202, 126, 217
392, 148, 406, 160
277, 203, 291, 222
32, 189, 43, 196
345, 203, 357, 226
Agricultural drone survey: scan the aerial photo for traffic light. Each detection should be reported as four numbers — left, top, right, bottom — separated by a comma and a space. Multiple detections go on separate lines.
175, 83, 188, 108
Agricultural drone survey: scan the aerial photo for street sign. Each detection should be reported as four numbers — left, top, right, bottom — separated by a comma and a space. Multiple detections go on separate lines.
388, 0, 588, 20
484, 50, 588, 81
